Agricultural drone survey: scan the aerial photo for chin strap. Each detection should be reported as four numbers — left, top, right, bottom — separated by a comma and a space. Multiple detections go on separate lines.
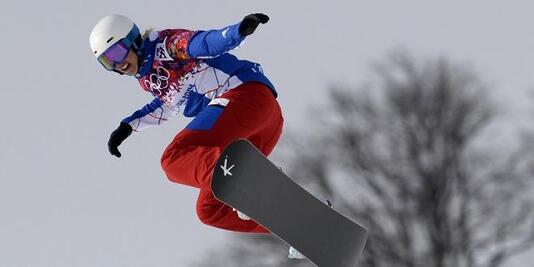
113, 69, 125, 75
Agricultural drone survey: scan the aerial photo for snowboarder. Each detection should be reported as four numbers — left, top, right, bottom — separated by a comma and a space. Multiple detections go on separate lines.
89, 13, 304, 257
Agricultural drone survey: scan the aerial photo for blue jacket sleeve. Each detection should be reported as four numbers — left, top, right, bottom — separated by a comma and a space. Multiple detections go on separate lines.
188, 23, 245, 58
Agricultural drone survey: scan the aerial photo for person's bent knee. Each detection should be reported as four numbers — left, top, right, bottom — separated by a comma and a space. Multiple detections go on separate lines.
160, 145, 190, 185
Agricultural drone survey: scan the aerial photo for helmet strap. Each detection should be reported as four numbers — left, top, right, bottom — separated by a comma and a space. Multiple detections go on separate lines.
131, 34, 143, 54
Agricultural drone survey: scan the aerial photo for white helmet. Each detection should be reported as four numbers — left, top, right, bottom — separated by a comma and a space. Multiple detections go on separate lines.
89, 15, 141, 70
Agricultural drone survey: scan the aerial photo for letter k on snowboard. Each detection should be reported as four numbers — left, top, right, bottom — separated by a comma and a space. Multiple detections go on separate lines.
220, 156, 235, 176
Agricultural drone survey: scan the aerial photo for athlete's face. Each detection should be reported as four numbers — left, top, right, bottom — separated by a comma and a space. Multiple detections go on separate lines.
114, 49, 138, 76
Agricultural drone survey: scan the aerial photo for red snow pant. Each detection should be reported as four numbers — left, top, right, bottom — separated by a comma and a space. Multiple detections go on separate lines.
160, 82, 283, 233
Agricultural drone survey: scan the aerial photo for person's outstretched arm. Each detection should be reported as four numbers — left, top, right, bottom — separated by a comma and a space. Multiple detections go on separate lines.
107, 98, 179, 158
188, 13, 269, 58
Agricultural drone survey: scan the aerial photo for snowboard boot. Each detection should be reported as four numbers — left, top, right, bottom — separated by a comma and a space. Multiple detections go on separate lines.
288, 246, 306, 259
233, 208, 251, 220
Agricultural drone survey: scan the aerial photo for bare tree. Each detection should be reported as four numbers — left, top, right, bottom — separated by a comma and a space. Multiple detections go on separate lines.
193, 52, 534, 267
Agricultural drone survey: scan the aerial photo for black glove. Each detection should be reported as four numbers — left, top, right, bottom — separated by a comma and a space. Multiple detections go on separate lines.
108, 122, 132, 158
238, 13, 269, 36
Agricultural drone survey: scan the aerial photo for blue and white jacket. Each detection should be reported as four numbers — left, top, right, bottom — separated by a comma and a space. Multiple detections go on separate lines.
122, 22, 276, 132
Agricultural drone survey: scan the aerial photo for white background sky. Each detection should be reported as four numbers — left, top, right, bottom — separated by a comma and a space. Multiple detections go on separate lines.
1, 0, 533, 266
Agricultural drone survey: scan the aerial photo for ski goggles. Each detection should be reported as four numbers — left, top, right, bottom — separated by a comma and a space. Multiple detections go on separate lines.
97, 26, 140, 71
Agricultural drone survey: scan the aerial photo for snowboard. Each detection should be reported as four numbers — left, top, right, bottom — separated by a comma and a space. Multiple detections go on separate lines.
211, 139, 368, 267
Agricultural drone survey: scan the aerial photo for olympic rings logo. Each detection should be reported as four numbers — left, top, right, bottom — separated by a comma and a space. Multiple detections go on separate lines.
144, 66, 171, 97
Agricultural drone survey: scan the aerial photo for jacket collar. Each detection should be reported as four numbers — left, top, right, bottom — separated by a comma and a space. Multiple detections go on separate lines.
135, 34, 158, 77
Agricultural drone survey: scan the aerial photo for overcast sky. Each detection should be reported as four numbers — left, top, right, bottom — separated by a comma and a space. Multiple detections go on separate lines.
1, 0, 533, 266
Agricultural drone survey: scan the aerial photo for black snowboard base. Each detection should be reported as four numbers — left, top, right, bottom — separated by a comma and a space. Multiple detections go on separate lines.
211, 139, 368, 267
